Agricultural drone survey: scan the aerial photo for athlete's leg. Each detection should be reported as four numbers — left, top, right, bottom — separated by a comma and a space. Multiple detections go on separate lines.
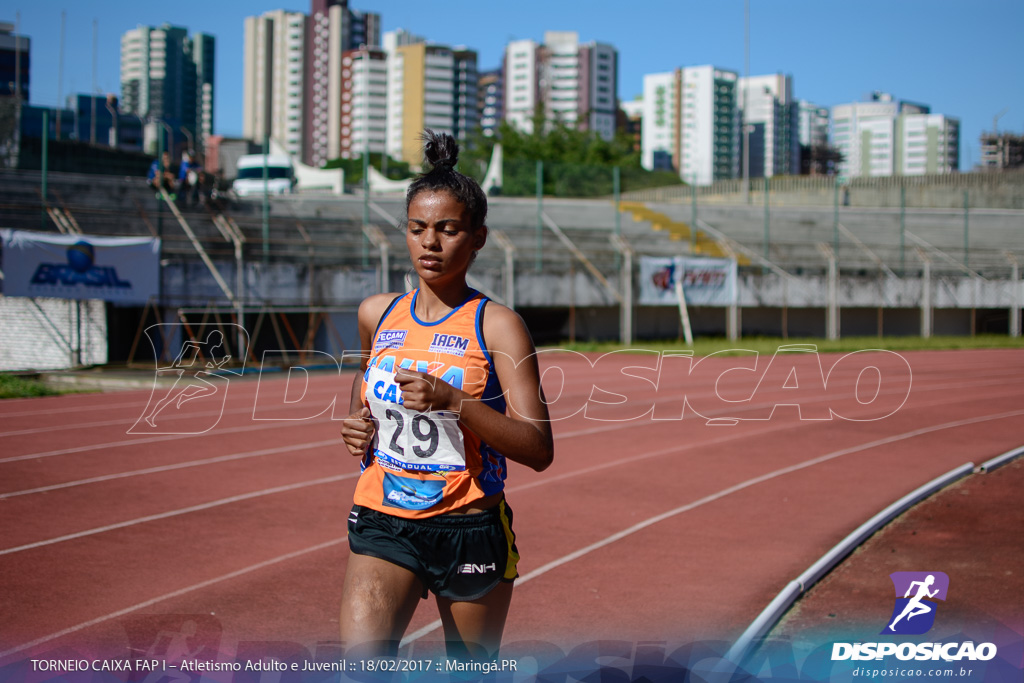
339, 552, 424, 657
906, 603, 932, 620
435, 582, 514, 659
889, 603, 916, 629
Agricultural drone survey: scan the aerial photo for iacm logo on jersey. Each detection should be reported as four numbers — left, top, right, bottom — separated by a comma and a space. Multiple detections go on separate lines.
429, 333, 470, 357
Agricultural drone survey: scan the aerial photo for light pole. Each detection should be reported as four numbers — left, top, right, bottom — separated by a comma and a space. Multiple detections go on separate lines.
158, 120, 174, 159
180, 126, 194, 153
104, 97, 118, 148
742, 0, 750, 204
127, 111, 146, 152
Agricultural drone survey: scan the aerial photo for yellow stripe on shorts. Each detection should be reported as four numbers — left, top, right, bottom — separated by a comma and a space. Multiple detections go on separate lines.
499, 500, 520, 580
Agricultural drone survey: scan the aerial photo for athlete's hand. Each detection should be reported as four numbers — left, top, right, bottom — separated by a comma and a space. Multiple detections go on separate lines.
395, 369, 458, 413
340, 406, 375, 457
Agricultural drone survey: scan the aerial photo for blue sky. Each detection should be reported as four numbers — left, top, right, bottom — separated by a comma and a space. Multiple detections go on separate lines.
9, 0, 1024, 169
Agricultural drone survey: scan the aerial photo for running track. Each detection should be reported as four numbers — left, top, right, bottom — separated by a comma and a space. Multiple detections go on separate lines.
1, 348, 1023, 664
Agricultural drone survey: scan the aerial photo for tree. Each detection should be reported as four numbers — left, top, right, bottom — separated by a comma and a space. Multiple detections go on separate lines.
801, 143, 844, 176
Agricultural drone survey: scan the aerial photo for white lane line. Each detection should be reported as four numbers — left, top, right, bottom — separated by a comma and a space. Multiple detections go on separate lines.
0, 439, 340, 500
2, 368, 1019, 465
552, 379, 1024, 441
399, 407, 1024, 646
0, 473, 358, 556
0, 419, 333, 465
0, 399, 154, 418
4, 375, 1021, 543
3, 373, 1013, 500
0, 537, 349, 662
0, 384, 346, 437
4, 403, 1023, 659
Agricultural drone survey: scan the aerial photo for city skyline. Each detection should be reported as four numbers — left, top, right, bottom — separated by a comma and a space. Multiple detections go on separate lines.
7, 0, 1024, 171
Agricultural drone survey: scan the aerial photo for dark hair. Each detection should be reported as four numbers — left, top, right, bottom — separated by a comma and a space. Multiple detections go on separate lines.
405, 129, 487, 230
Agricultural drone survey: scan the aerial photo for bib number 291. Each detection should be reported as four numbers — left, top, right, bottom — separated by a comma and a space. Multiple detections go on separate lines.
385, 409, 439, 459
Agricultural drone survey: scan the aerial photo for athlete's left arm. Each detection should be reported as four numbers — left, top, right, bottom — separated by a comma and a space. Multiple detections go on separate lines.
394, 304, 553, 472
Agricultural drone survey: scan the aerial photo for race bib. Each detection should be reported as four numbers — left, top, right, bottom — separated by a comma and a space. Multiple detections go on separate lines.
364, 365, 465, 472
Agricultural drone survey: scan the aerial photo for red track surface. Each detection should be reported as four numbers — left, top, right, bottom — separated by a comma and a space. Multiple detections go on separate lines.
2, 348, 1023, 663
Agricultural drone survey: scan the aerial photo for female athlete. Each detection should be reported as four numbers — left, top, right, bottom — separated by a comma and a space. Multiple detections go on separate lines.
339, 130, 554, 659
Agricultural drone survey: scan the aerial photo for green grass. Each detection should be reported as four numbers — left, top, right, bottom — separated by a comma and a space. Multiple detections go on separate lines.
0, 374, 73, 399
553, 334, 1024, 357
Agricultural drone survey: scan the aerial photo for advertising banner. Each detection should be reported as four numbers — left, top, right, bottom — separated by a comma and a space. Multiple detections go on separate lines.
1, 230, 160, 304
639, 255, 737, 306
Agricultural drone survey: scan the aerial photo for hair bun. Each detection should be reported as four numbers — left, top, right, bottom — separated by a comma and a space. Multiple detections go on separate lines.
421, 129, 459, 171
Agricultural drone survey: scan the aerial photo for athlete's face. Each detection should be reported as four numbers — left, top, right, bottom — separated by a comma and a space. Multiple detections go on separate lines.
406, 190, 485, 284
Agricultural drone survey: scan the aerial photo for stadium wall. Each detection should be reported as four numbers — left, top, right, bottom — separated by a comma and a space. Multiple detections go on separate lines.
624, 172, 1024, 209
0, 297, 107, 371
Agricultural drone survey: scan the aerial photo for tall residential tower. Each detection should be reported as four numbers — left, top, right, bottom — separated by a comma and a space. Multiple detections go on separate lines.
504, 31, 618, 141
832, 92, 959, 178
243, 10, 307, 158
120, 24, 214, 152
641, 65, 739, 185
305, 0, 380, 166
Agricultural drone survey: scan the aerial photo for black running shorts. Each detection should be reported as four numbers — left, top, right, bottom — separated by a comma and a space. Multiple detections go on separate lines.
347, 501, 520, 601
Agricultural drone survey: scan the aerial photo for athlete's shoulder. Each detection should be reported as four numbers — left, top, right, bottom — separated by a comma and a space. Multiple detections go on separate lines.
358, 292, 406, 325
480, 301, 534, 355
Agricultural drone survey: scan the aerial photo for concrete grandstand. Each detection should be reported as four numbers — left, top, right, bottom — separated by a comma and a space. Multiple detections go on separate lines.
1, 168, 1022, 368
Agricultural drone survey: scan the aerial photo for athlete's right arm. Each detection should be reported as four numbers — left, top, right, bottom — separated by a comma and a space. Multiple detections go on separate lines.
339, 293, 398, 458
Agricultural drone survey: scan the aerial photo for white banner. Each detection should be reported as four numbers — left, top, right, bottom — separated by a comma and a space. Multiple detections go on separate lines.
639, 256, 737, 306
1, 230, 161, 304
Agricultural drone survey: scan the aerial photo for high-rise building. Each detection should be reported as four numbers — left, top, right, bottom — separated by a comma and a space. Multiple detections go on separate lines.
682, 66, 739, 185
339, 46, 387, 158
641, 70, 680, 172
192, 33, 215, 149
797, 100, 830, 149
385, 41, 459, 164
832, 92, 958, 178
796, 100, 833, 175
896, 112, 959, 176
243, 10, 306, 158
641, 66, 739, 185
503, 32, 618, 141
452, 48, 479, 145
1, 21, 30, 100
979, 132, 1024, 171
738, 73, 798, 178
305, 0, 381, 166
477, 69, 503, 138
120, 24, 214, 153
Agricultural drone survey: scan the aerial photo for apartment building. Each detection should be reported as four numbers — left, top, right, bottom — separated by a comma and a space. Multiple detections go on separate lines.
120, 24, 215, 152
504, 31, 618, 141
832, 92, 958, 177
641, 65, 739, 185
243, 10, 306, 158
738, 73, 798, 178
386, 41, 458, 164
338, 46, 387, 158
305, 0, 380, 166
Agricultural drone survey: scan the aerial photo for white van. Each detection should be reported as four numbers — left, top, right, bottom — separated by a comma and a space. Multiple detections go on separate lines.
233, 154, 295, 197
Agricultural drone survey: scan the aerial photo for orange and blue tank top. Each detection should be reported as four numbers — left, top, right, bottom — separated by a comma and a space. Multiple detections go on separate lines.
353, 289, 508, 518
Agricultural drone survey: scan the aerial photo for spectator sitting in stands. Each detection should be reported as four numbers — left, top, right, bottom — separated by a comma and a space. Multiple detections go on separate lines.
177, 151, 202, 207
147, 151, 176, 196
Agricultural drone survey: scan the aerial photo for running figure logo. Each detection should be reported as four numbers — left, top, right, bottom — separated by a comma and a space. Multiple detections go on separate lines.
882, 571, 949, 635
129, 324, 247, 435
